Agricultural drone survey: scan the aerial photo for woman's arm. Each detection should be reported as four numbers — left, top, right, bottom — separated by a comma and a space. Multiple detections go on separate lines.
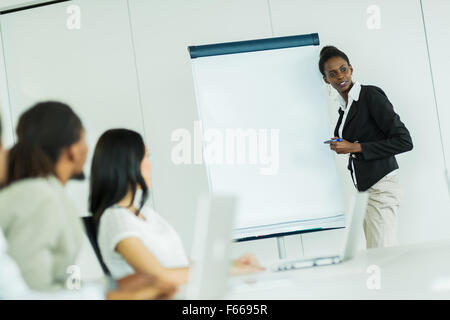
115, 238, 264, 286
115, 237, 190, 286
107, 273, 177, 300
359, 87, 413, 161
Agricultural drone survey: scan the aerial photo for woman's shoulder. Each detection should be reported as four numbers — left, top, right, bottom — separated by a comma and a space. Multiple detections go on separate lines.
0, 177, 67, 231
141, 205, 168, 223
100, 206, 137, 224
98, 206, 144, 235
360, 84, 388, 99
0, 177, 63, 212
1, 176, 55, 193
97, 206, 143, 252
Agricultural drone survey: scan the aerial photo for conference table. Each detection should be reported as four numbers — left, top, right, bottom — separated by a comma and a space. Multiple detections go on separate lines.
226, 238, 450, 299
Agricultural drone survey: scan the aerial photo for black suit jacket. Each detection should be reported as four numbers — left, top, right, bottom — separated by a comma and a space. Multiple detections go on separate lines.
334, 85, 413, 191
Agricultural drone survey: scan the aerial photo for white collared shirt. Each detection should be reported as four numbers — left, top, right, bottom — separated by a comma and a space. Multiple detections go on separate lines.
337, 81, 361, 138
337, 82, 361, 186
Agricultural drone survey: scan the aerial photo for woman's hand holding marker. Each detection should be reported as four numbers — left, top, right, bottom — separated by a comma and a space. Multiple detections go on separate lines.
325, 137, 362, 155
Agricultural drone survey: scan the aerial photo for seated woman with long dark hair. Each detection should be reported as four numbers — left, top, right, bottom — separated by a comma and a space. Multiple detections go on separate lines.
90, 129, 263, 285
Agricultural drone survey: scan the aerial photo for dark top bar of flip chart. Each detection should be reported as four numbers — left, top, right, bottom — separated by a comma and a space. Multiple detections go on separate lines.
0, 0, 71, 15
188, 33, 320, 59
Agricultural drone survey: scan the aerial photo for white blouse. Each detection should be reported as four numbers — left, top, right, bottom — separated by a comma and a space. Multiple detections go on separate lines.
98, 205, 189, 279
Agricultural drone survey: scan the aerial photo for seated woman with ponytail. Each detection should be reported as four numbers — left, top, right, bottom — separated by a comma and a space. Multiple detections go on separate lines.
0, 101, 88, 291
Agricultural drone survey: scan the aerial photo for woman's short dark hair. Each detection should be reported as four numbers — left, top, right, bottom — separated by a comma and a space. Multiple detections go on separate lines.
17, 101, 83, 163
318, 46, 351, 76
89, 129, 149, 227
6, 101, 83, 184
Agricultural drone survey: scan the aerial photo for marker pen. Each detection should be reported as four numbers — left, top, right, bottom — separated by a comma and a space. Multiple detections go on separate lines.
324, 138, 341, 144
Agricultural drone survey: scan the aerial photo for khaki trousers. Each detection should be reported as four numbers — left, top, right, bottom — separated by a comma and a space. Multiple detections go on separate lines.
363, 173, 401, 249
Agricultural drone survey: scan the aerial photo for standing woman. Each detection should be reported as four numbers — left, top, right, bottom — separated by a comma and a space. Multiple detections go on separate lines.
319, 46, 413, 249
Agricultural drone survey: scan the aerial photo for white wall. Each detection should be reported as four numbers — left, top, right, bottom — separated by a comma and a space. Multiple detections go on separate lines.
421, 0, 450, 194
269, 0, 450, 248
0, 30, 14, 148
127, 0, 281, 258
0, 0, 148, 215
0, 0, 449, 269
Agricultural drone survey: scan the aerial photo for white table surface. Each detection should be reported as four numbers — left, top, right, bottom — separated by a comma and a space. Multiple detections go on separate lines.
225, 238, 450, 299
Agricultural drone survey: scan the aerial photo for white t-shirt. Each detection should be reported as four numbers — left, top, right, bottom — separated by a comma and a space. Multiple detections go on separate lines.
98, 205, 189, 279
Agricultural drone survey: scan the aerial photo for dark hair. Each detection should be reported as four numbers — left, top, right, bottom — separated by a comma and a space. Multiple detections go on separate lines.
6, 141, 53, 186
16, 101, 83, 164
318, 46, 351, 76
89, 129, 149, 227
